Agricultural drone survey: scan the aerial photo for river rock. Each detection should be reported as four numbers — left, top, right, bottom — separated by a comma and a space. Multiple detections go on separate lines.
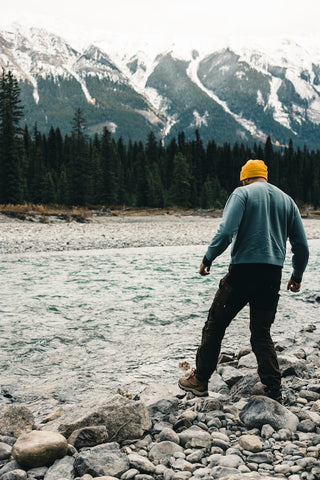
43, 455, 74, 480
277, 354, 306, 377
237, 353, 257, 369
208, 373, 229, 394
238, 434, 262, 452
1, 470, 27, 480
217, 366, 244, 387
128, 453, 156, 473
43, 394, 151, 442
229, 373, 260, 402
68, 425, 109, 449
12, 430, 68, 468
218, 475, 276, 480
239, 396, 299, 431
178, 426, 212, 448
148, 441, 183, 463
157, 428, 180, 444
0, 406, 34, 437
74, 442, 129, 477
0, 441, 12, 460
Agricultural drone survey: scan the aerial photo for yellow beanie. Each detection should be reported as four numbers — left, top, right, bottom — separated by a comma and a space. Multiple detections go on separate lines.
240, 159, 268, 181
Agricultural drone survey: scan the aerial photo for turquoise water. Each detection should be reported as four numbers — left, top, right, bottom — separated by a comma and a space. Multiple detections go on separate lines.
0, 242, 319, 405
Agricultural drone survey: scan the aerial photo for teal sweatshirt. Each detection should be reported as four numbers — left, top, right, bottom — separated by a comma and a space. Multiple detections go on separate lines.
203, 182, 309, 282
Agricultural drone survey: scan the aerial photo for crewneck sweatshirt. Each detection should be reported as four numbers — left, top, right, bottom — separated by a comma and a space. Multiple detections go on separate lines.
203, 182, 309, 282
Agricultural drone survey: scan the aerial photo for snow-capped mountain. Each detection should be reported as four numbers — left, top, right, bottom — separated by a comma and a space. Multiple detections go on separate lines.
1, 24, 320, 148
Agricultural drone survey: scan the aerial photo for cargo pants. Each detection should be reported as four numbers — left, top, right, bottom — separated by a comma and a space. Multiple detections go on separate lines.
196, 263, 282, 390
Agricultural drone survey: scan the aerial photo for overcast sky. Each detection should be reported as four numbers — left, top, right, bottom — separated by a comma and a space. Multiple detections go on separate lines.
1, 0, 320, 48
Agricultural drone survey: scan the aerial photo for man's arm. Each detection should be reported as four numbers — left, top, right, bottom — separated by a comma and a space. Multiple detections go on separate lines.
199, 191, 245, 275
288, 205, 309, 288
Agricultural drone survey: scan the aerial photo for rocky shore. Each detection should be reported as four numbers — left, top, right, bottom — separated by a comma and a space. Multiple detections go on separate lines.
0, 324, 319, 480
1, 214, 320, 255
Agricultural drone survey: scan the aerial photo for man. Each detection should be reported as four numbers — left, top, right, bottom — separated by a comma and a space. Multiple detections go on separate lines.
178, 159, 309, 402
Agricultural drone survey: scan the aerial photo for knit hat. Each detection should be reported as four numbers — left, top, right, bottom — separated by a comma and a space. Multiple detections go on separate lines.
240, 159, 268, 181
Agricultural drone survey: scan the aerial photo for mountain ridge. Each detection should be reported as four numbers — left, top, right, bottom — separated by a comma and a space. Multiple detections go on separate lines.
1, 24, 320, 148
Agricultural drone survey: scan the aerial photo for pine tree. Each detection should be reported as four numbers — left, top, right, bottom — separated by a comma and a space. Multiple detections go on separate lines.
0, 70, 24, 204
68, 108, 89, 205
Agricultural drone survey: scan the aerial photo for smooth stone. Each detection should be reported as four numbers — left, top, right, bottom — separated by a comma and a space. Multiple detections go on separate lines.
219, 475, 275, 480
274, 464, 291, 474
260, 424, 274, 439
239, 396, 299, 431
26, 466, 48, 478
121, 468, 139, 480
246, 452, 274, 464
194, 397, 223, 412
179, 411, 197, 422
297, 419, 316, 432
237, 347, 252, 360
158, 428, 180, 444
0, 442, 12, 460
0, 461, 22, 477
68, 425, 109, 449
178, 427, 212, 449
135, 475, 154, 480
217, 454, 243, 468
43, 455, 74, 480
148, 441, 184, 464
128, 453, 156, 473
238, 434, 262, 453
1, 470, 27, 480
186, 450, 204, 463
299, 389, 320, 401
0, 406, 34, 437
74, 442, 129, 478
172, 472, 192, 480
12, 430, 68, 468
42, 394, 151, 443
210, 465, 239, 477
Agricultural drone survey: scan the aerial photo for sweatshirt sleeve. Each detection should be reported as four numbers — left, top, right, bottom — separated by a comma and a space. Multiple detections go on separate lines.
288, 206, 309, 283
203, 192, 245, 265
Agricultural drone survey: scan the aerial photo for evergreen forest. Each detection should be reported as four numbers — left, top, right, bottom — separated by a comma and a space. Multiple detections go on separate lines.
1, 70, 320, 210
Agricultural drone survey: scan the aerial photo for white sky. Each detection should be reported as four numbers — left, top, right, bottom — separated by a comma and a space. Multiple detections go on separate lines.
1, 0, 320, 49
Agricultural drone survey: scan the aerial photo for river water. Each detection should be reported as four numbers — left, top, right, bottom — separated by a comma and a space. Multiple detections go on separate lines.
0, 241, 319, 406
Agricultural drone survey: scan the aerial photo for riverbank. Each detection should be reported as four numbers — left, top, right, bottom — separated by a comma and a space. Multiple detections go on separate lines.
1, 214, 320, 255
0, 324, 319, 480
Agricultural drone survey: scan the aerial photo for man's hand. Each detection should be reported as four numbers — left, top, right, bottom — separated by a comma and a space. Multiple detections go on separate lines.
199, 263, 211, 276
287, 277, 301, 293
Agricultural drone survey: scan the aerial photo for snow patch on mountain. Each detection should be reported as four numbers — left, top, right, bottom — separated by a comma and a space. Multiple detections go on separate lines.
265, 77, 295, 133
186, 56, 268, 141
191, 110, 209, 128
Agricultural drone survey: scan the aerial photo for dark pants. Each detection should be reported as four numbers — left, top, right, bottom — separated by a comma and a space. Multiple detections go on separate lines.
196, 264, 282, 390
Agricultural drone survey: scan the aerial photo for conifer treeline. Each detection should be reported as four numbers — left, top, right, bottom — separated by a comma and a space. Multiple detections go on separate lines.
1, 70, 320, 209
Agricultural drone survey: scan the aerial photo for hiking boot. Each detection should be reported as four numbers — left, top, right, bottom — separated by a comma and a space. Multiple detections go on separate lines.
262, 385, 283, 404
178, 369, 208, 397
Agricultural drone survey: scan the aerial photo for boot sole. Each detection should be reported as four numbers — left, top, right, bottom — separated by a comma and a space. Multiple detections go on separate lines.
178, 380, 208, 397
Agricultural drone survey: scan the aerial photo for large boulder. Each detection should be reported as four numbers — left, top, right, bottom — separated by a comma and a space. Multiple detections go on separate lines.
0, 406, 34, 437
12, 430, 68, 468
239, 396, 299, 431
73, 442, 129, 478
42, 394, 151, 443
